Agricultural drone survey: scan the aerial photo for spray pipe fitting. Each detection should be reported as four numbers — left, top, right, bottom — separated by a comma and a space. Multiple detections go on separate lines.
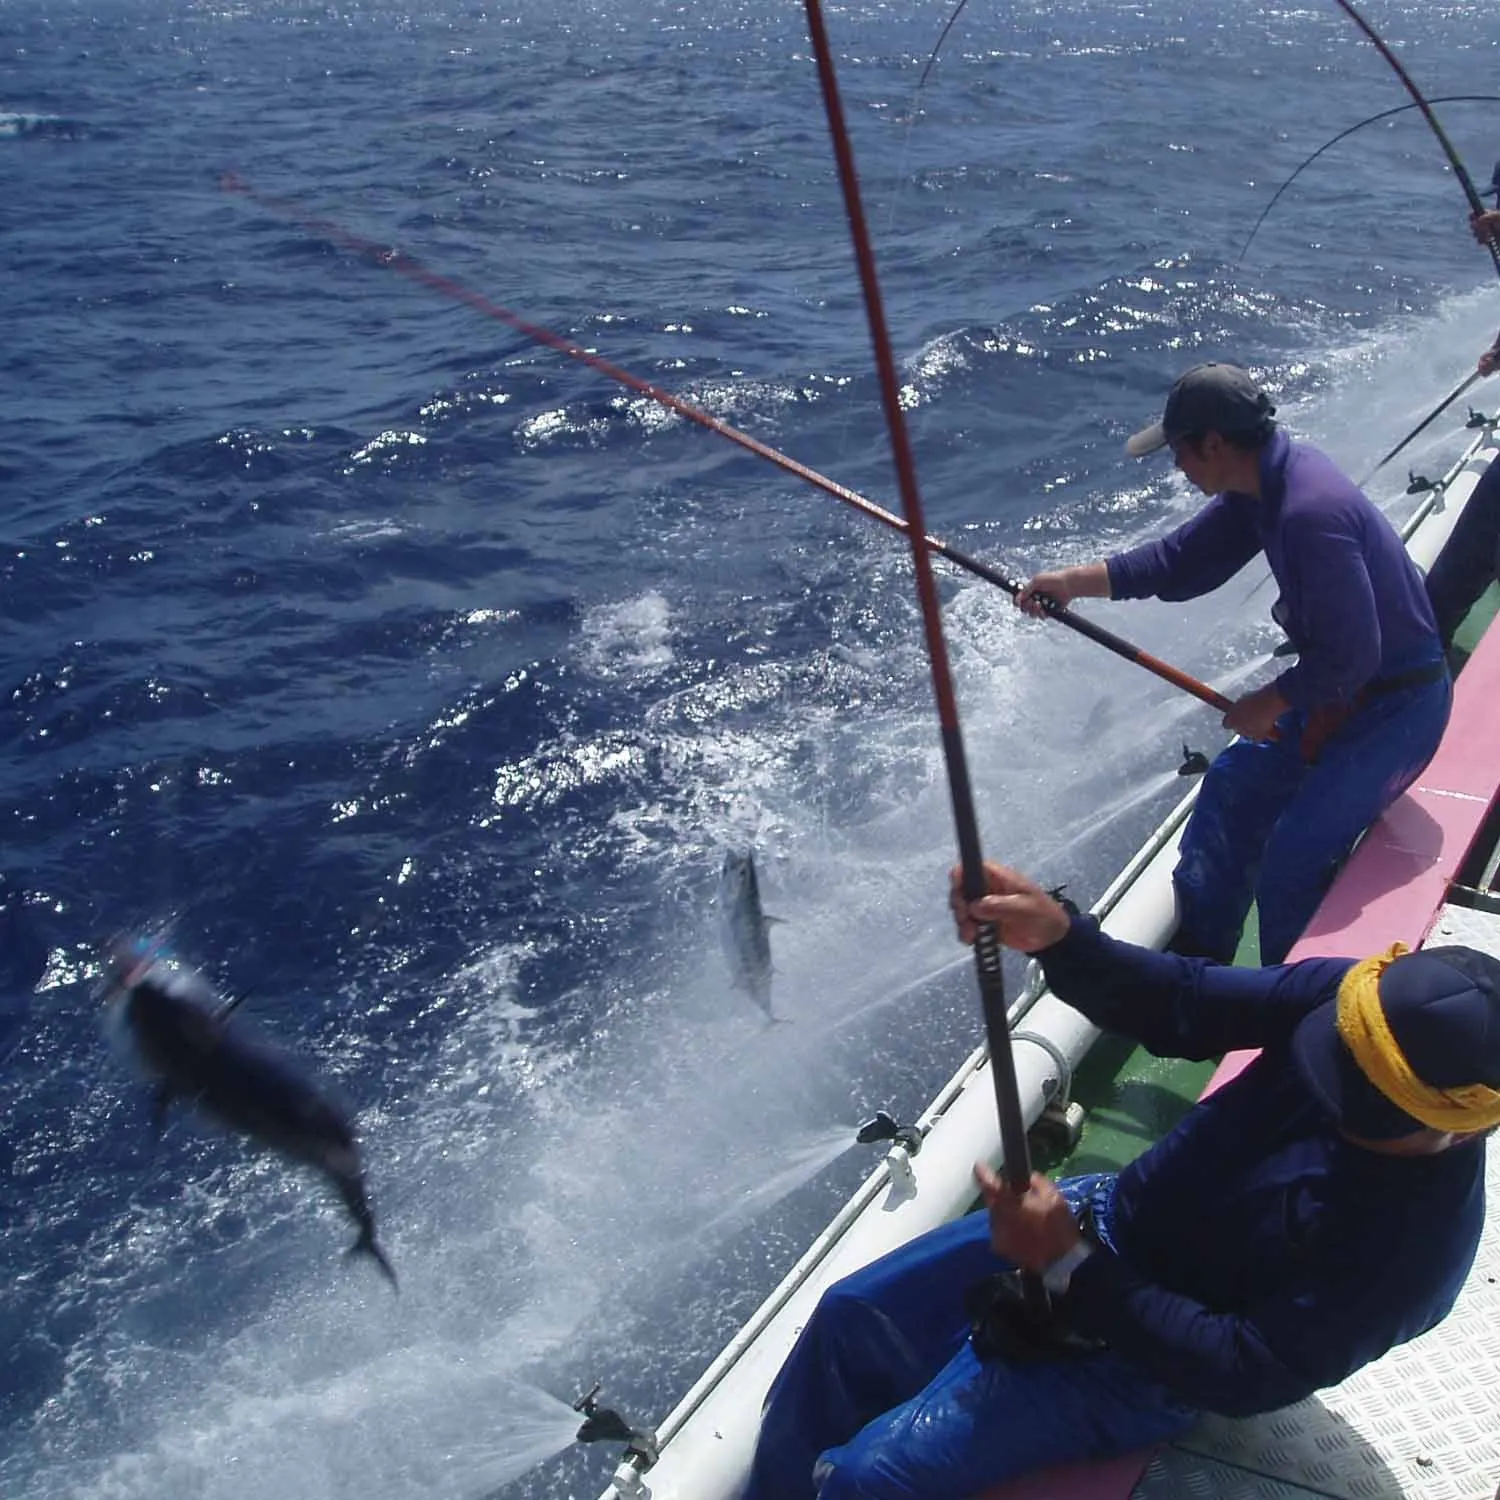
573, 1383, 660, 1468
610, 1459, 653, 1500
1011, 1030, 1074, 1111
1013, 1030, 1087, 1158
1467, 407, 1493, 429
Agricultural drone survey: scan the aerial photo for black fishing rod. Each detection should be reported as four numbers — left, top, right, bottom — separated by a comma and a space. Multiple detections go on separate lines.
801, 0, 1039, 1270
222, 172, 1233, 719
1330, 0, 1500, 279
917, 0, 971, 90
1359, 369, 1483, 488
1239, 95, 1500, 266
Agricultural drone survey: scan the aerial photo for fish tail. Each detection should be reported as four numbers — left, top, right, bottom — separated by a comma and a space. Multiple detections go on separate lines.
348, 1224, 399, 1290
332, 1166, 398, 1289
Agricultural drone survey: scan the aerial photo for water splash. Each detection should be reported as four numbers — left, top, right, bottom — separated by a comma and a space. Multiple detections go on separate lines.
690, 1123, 859, 1244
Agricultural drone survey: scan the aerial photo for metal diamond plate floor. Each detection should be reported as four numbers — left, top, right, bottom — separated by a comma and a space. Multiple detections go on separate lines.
1133, 902, 1500, 1500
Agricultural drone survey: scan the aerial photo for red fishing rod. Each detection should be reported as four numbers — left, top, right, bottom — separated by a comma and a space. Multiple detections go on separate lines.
221, 171, 1233, 719
800, 0, 1041, 1281
1330, 0, 1500, 279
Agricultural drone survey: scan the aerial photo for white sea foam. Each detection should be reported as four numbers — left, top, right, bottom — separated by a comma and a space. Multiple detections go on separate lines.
579, 590, 675, 677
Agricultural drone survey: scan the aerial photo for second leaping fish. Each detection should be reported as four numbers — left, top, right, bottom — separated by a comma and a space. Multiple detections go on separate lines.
718, 850, 789, 1025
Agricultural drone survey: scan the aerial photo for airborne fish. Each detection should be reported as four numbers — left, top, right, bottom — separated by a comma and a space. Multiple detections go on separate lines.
717, 850, 788, 1025
102, 940, 398, 1287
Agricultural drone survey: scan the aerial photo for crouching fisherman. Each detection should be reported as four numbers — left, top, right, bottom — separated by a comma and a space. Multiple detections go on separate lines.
103, 939, 398, 1287
738, 864, 1498, 1500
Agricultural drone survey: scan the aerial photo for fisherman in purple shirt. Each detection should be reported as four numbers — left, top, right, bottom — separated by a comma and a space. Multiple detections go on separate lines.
1016, 363, 1450, 964
737, 863, 1498, 1500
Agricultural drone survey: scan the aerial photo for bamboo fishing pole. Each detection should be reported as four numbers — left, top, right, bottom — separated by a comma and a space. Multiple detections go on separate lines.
222, 172, 1234, 718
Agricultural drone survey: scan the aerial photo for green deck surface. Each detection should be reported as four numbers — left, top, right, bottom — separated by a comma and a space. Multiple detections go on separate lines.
1034, 1036, 1215, 1176
1451, 579, 1499, 662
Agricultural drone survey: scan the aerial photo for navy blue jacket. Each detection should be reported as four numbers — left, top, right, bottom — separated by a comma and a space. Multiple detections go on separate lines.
1043, 916, 1486, 1416
1105, 430, 1439, 711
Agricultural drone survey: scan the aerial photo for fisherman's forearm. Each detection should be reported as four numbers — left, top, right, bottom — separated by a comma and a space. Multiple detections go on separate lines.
1036, 915, 1341, 1056
1035, 917, 1237, 1056
1052, 562, 1111, 600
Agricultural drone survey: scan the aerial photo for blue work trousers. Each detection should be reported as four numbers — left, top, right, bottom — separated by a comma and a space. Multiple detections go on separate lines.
738, 1178, 1199, 1500
1426, 453, 1500, 649
1171, 669, 1451, 965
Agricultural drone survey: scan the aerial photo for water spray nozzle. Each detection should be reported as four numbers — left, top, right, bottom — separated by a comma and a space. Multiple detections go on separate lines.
1045, 884, 1081, 917
855, 1109, 921, 1154
573, 1384, 660, 1468
1177, 746, 1210, 777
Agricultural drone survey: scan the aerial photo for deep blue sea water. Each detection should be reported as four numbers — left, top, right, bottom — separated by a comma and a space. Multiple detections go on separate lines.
3, 1, 1499, 1496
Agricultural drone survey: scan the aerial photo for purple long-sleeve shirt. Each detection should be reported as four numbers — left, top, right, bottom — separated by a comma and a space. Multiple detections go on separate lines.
1040, 916, 1485, 1416
1105, 430, 1439, 710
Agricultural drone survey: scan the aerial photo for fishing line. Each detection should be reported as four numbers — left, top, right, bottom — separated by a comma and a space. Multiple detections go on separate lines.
800, 0, 1038, 1241
1239, 95, 1500, 266
861, 4, 977, 502
1329, 0, 1500, 280
882, 0, 981, 221
880, 35, 946, 238
221, 172, 1232, 717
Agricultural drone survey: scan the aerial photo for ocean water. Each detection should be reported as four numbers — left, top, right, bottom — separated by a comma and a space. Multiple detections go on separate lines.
2, 1, 1498, 1496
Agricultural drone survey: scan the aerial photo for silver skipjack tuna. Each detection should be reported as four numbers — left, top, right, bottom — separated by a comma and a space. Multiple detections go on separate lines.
717, 850, 788, 1025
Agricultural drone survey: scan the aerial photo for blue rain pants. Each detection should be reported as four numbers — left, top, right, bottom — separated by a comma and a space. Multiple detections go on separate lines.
1425, 453, 1500, 649
738, 1178, 1200, 1500
1171, 667, 1451, 965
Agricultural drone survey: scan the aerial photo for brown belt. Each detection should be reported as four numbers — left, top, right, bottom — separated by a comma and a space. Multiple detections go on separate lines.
1302, 660, 1448, 763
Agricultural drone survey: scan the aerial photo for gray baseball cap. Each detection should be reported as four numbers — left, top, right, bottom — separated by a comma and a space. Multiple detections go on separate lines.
1126, 362, 1277, 457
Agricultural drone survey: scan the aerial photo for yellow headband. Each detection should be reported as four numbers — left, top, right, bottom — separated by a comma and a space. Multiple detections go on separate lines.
1336, 944, 1500, 1134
